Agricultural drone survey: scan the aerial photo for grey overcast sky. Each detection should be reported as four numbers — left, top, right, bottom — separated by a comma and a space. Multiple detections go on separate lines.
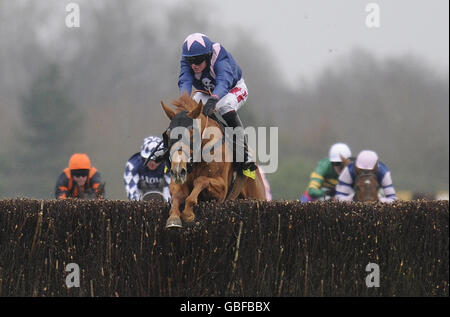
165, 0, 449, 86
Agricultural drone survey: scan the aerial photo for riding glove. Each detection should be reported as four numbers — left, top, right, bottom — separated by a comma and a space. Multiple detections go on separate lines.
203, 97, 219, 116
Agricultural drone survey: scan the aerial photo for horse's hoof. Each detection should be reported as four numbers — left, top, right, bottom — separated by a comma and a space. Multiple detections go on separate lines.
166, 217, 182, 228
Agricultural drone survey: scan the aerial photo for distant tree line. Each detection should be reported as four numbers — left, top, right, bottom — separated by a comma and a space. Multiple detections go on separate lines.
0, 0, 448, 199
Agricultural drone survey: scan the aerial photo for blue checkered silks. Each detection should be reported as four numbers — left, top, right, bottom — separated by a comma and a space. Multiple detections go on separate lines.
123, 136, 171, 202
123, 153, 170, 201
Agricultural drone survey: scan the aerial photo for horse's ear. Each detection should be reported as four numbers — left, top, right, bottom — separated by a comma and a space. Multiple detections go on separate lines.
161, 101, 176, 120
188, 100, 203, 119
340, 155, 351, 167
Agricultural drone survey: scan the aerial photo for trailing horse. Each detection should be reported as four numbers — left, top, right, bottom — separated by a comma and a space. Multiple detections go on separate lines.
354, 167, 379, 202
138, 179, 167, 202
141, 191, 166, 202
161, 93, 266, 228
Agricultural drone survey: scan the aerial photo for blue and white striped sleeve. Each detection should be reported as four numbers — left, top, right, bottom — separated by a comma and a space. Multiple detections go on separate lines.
379, 171, 397, 203
335, 166, 355, 201
124, 161, 142, 201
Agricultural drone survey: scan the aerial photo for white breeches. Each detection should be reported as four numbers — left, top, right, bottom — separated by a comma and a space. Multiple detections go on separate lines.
192, 78, 248, 115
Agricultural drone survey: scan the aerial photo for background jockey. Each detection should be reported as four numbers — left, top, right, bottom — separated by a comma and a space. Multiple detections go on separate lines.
124, 136, 171, 202
335, 150, 398, 203
55, 153, 103, 199
300, 143, 352, 202
176, 32, 256, 179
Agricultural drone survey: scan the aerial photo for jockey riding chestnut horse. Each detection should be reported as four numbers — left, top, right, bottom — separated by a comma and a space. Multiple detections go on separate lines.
335, 150, 398, 202
157, 94, 266, 228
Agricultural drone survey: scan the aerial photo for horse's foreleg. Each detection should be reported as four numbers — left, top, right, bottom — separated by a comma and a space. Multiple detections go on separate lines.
182, 177, 210, 223
166, 184, 187, 228
182, 176, 227, 222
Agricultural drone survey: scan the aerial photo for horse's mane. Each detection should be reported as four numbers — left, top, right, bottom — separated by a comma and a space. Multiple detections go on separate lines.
170, 92, 199, 113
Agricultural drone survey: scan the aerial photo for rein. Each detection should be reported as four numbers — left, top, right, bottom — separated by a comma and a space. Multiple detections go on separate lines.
170, 139, 194, 173
201, 116, 209, 139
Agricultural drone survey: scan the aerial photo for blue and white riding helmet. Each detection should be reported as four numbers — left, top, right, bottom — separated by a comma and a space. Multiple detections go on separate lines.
182, 33, 213, 57
140, 136, 163, 161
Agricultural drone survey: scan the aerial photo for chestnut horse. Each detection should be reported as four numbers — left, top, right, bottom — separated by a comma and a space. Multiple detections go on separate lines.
161, 93, 266, 228
354, 167, 379, 202
338, 156, 379, 202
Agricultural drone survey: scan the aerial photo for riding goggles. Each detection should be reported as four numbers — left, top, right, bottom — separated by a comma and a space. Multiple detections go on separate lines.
331, 162, 343, 168
185, 54, 209, 65
71, 169, 89, 177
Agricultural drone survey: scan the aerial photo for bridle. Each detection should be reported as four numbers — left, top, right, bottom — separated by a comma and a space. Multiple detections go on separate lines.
165, 110, 225, 173
168, 134, 194, 173
355, 170, 379, 200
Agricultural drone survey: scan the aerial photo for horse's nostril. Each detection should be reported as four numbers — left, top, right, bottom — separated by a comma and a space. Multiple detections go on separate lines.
180, 169, 187, 177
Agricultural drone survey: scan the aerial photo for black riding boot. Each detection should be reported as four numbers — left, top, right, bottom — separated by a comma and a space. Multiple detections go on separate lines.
222, 111, 257, 172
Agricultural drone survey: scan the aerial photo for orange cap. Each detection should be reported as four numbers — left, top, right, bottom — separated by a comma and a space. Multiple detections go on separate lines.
68, 153, 91, 170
